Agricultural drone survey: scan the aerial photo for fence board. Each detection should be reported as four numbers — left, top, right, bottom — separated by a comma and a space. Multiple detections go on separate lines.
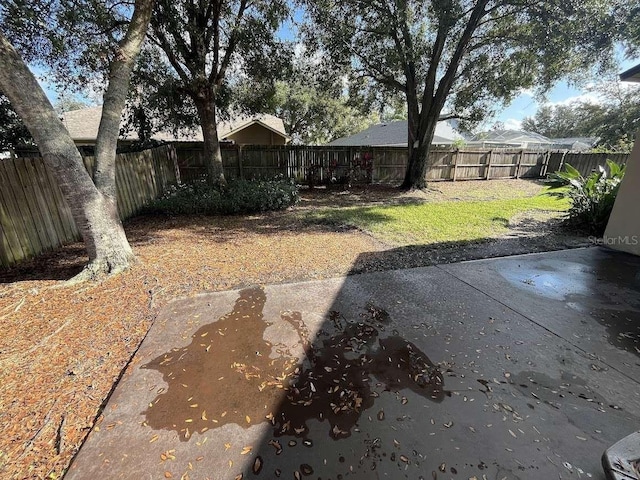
32, 159, 68, 244
40, 161, 79, 239
24, 158, 61, 248
0, 181, 25, 263
560, 152, 629, 177
125, 153, 143, 213
3, 159, 44, 254
17, 157, 57, 249
0, 144, 179, 267
116, 154, 136, 218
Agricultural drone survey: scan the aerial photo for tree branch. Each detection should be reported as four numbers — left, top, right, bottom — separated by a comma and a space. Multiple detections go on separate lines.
438, 112, 471, 121
431, 0, 490, 115
148, 32, 191, 85
212, 0, 249, 86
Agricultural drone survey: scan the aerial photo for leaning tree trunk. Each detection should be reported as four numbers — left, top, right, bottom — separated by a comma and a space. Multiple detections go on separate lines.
0, 32, 134, 278
401, 114, 439, 190
193, 88, 226, 186
94, 0, 155, 200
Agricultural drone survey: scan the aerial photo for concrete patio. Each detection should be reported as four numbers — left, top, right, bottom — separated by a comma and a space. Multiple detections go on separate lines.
65, 247, 640, 480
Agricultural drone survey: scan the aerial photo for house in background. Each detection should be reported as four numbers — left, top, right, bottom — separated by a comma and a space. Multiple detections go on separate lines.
326, 120, 465, 147
619, 63, 640, 82
59, 106, 289, 154
467, 129, 554, 150
547, 137, 599, 151
328, 122, 597, 151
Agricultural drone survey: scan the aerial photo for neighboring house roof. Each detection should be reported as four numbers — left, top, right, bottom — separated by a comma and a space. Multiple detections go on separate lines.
548, 137, 599, 151
468, 129, 553, 148
60, 106, 289, 143
620, 63, 640, 83
217, 115, 289, 141
60, 106, 106, 142
326, 120, 464, 147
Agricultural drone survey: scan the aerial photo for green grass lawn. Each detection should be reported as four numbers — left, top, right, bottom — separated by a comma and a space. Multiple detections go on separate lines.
303, 189, 569, 246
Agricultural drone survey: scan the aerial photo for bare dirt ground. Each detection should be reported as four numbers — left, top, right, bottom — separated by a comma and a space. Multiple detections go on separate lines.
0, 180, 588, 479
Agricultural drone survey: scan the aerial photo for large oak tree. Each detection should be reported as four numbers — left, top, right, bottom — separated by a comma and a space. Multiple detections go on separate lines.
303, 0, 621, 189
144, 0, 289, 185
0, 0, 154, 279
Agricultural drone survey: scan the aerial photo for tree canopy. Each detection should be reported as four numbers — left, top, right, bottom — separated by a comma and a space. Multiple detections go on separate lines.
302, 0, 623, 188
234, 52, 379, 145
266, 80, 378, 145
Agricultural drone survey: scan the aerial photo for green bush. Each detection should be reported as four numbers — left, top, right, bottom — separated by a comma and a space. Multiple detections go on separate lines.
145, 176, 299, 215
546, 160, 625, 235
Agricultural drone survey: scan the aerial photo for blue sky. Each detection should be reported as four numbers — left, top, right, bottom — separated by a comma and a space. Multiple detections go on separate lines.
493, 55, 639, 130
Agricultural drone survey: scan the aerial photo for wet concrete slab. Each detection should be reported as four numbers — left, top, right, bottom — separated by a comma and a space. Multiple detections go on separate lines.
66, 247, 640, 480
442, 247, 640, 379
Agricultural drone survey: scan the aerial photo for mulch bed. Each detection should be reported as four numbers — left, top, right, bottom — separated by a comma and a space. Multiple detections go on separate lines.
0, 183, 586, 479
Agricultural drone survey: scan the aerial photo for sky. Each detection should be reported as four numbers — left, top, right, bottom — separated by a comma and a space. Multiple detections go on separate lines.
492, 55, 639, 131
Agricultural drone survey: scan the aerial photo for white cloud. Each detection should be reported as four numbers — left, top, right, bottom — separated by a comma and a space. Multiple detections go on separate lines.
503, 118, 522, 130
547, 92, 605, 107
545, 79, 640, 107
518, 88, 535, 97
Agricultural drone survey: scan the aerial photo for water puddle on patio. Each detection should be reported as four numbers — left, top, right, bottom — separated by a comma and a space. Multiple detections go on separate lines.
141, 286, 446, 443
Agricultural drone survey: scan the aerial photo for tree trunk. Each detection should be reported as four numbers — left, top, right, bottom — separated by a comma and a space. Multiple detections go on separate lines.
193, 88, 226, 186
0, 32, 134, 279
401, 114, 438, 190
94, 0, 155, 200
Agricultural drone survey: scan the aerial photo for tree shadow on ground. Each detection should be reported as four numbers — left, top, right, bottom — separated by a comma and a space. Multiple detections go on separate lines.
0, 243, 88, 283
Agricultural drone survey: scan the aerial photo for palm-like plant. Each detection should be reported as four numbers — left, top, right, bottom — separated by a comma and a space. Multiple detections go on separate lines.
546, 160, 626, 235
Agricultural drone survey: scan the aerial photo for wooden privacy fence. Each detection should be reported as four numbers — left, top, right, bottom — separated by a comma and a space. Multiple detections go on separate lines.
174, 144, 566, 185
0, 144, 179, 268
546, 151, 630, 177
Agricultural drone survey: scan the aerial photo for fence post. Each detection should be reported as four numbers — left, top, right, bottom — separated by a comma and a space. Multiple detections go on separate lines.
515, 149, 523, 179
168, 143, 181, 184
486, 150, 493, 180
540, 151, 551, 177
558, 151, 568, 172
237, 145, 244, 179
452, 150, 459, 181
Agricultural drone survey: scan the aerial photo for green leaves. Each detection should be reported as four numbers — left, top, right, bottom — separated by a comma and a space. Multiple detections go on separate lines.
545, 160, 626, 235
145, 177, 300, 216
0, 93, 33, 151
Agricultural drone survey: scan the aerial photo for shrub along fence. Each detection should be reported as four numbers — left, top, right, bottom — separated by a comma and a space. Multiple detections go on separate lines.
0, 144, 179, 268
174, 144, 629, 185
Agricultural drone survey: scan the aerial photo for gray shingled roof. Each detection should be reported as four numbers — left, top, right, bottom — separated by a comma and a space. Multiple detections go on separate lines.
60, 107, 288, 142
326, 120, 463, 146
